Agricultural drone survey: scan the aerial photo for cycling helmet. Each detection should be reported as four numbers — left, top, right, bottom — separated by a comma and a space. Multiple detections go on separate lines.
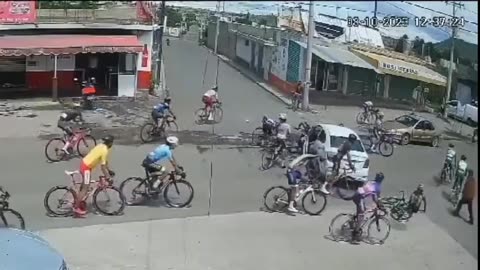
377, 111, 384, 118
448, 143, 454, 148
461, 154, 467, 160
279, 113, 287, 120
102, 135, 114, 145
417, 184, 424, 191
348, 133, 357, 142
164, 96, 172, 103
166, 136, 179, 145
212, 86, 218, 91
374, 172, 384, 183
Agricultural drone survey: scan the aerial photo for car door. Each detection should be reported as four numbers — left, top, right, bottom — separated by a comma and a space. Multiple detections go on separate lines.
412, 120, 425, 141
423, 121, 435, 140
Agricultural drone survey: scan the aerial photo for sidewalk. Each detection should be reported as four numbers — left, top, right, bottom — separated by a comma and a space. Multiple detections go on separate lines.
216, 53, 475, 141
39, 209, 477, 270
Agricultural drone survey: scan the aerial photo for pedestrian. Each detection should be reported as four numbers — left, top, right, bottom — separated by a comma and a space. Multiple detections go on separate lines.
453, 169, 476, 225
472, 128, 477, 143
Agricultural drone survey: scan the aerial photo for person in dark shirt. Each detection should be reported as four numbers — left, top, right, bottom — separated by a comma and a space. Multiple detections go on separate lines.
57, 108, 83, 154
332, 134, 357, 176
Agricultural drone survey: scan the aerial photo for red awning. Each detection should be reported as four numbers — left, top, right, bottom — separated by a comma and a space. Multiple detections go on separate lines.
0, 35, 143, 56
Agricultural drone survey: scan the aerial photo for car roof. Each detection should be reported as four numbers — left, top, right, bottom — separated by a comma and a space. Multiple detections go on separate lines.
0, 228, 64, 269
321, 124, 359, 137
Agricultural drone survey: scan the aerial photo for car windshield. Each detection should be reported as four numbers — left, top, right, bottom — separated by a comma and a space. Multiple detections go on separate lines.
330, 136, 365, 152
395, 115, 418, 127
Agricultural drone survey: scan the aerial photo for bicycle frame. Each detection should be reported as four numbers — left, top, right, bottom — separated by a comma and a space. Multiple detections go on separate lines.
65, 171, 110, 199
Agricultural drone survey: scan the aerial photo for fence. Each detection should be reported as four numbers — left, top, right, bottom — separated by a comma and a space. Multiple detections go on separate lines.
37, 8, 148, 25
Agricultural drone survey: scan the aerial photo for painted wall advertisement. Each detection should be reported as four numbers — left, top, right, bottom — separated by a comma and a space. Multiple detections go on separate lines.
0, 1, 37, 24
136, 1, 154, 22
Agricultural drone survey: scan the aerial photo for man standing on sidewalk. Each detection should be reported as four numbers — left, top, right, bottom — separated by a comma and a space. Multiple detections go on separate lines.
453, 169, 476, 225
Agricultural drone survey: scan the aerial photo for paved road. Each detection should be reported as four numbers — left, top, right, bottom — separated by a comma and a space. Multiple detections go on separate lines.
0, 37, 477, 259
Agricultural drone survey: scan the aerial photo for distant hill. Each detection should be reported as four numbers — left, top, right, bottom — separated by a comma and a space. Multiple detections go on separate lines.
434, 38, 478, 63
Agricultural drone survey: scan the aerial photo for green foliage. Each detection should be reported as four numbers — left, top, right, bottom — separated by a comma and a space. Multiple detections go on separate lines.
434, 38, 478, 65
166, 7, 182, 27
38, 0, 99, 9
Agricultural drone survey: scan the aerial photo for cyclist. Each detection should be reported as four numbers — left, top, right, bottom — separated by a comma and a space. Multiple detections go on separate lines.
142, 136, 180, 190
444, 143, 456, 182
307, 125, 329, 194
261, 115, 277, 136
286, 153, 317, 213
57, 108, 83, 154
332, 134, 357, 176
74, 135, 115, 217
453, 155, 468, 191
352, 172, 384, 243
152, 97, 176, 127
370, 112, 384, 153
363, 101, 374, 113
408, 184, 426, 213
202, 86, 220, 120
293, 81, 303, 109
275, 113, 291, 168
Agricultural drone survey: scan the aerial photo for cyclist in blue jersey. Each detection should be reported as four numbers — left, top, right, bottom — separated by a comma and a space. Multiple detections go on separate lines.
351, 172, 384, 243
142, 136, 180, 190
151, 96, 176, 127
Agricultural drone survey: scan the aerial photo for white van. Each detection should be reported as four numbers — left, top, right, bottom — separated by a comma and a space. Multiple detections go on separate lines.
446, 100, 478, 126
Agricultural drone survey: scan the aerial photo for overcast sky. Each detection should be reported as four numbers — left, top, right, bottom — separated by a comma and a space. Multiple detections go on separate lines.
168, 1, 478, 44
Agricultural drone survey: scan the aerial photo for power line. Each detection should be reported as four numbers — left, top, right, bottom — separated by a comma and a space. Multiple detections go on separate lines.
403, 1, 478, 26
387, 2, 451, 35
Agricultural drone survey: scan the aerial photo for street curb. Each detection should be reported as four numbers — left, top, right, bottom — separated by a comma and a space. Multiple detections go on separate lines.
207, 49, 290, 106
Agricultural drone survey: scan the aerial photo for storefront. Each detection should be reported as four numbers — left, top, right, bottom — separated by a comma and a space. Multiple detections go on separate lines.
351, 49, 447, 103
0, 32, 153, 99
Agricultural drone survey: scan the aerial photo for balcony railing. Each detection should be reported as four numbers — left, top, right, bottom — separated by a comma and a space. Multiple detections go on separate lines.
37, 7, 150, 25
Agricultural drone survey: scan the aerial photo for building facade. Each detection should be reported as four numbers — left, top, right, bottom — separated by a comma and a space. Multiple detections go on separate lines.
0, 1, 154, 99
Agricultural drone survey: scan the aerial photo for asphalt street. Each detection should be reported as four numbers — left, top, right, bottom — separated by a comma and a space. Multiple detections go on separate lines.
0, 35, 477, 259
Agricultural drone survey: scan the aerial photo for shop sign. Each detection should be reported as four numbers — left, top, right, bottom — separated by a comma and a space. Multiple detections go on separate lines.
0, 1, 37, 24
382, 62, 419, 75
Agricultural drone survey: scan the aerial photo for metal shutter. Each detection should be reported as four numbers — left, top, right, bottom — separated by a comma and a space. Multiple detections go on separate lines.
0, 56, 26, 72
286, 40, 300, 82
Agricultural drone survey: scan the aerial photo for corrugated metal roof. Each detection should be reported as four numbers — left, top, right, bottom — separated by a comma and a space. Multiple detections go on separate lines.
294, 41, 380, 73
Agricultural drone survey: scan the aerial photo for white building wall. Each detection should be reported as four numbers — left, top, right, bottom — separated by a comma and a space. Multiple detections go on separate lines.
236, 36, 252, 63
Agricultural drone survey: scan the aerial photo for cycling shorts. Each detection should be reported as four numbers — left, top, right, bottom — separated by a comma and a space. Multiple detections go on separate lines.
287, 169, 302, 186
79, 161, 92, 185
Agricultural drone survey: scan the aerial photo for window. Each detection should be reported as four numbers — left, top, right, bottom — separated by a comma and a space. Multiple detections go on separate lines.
395, 115, 419, 127
424, 121, 435, 130
415, 121, 425, 130
330, 136, 365, 152
119, 53, 136, 75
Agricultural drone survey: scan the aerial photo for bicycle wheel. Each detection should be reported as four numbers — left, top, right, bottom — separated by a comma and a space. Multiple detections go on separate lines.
301, 190, 327, 215
140, 123, 156, 143
164, 120, 179, 133
367, 215, 391, 245
390, 204, 412, 222
378, 141, 394, 157
213, 107, 223, 123
329, 213, 355, 242
263, 186, 289, 212
335, 177, 357, 200
0, 209, 26, 230
93, 186, 126, 216
164, 180, 194, 208
251, 127, 264, 146
44, 186, 76, 217
119, 177, 148, 206
261, 149, 277, 170
45, 138, 67, 162
194, 108, 206, 125
356, 112, 367, 124
76, 135, 97, 157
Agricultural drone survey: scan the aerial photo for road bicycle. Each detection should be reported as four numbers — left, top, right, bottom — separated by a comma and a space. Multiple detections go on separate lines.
329, 206, 390, 245
379, 191, 423, 223
290, 92, 302, 111
44, 127, 96, 162
263, 179, 327, 215
139, 115, 179, 143
194, 102, 223, 125
119, 166, 194, 208
440, 161, 454, 184
450, 185, 462, 208
327, 167, 364, 200
0, 186, 25, 230
364, 129, 395, 157
44, 170, 125, 217
260, 141, 301, 170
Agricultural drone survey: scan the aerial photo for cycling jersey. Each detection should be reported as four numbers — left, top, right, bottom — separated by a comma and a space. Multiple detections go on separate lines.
356, 181, 381, 200
276, 123, 291, 140
153, 103, 170, 115
59, 110, 81, 122
457, 160, 467, 175
82, 144, 110, 170
446, 149, 456, 162
146, 144, 173, 164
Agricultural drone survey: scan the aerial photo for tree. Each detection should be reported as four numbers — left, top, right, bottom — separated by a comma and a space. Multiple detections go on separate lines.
166, 7, 182, 27
394, 34, 409, 53
259, 18, 268, 26
412, 36, 425, 56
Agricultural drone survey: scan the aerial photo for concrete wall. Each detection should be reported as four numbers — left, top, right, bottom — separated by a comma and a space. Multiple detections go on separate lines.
236, 36, 252, 64
206, 21, 236, 60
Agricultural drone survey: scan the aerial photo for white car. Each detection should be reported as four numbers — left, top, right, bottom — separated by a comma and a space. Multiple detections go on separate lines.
446, 100, 478, 126
320, 124, 370, 182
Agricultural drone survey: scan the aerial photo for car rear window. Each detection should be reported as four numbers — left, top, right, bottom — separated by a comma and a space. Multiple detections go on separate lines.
330, 136, 365, 152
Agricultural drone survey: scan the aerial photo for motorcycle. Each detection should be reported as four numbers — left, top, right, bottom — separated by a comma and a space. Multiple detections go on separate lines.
74, 77, 97, 110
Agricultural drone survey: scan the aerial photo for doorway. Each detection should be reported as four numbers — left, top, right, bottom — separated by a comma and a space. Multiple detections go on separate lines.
75, 53, 119, 96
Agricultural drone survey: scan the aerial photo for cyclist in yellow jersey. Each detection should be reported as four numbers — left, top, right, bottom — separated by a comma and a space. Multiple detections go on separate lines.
74, 135, 115, 217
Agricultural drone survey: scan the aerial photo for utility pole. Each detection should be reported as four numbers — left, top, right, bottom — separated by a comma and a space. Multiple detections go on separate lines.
443, 1, 464, 118
302, 1, 314, 111
374, 0, 378, 18
156, 0, 166, 93
214, 1, 221, 88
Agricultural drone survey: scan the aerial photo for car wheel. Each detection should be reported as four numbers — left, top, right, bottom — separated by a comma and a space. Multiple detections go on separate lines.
401, 133, 410, 145
431, 136, 439, 147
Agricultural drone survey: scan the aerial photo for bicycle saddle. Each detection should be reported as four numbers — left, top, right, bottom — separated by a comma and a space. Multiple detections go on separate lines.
65, 170, 80, 176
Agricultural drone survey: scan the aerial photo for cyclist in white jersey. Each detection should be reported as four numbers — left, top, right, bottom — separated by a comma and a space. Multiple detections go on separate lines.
276, 113, 291, 168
